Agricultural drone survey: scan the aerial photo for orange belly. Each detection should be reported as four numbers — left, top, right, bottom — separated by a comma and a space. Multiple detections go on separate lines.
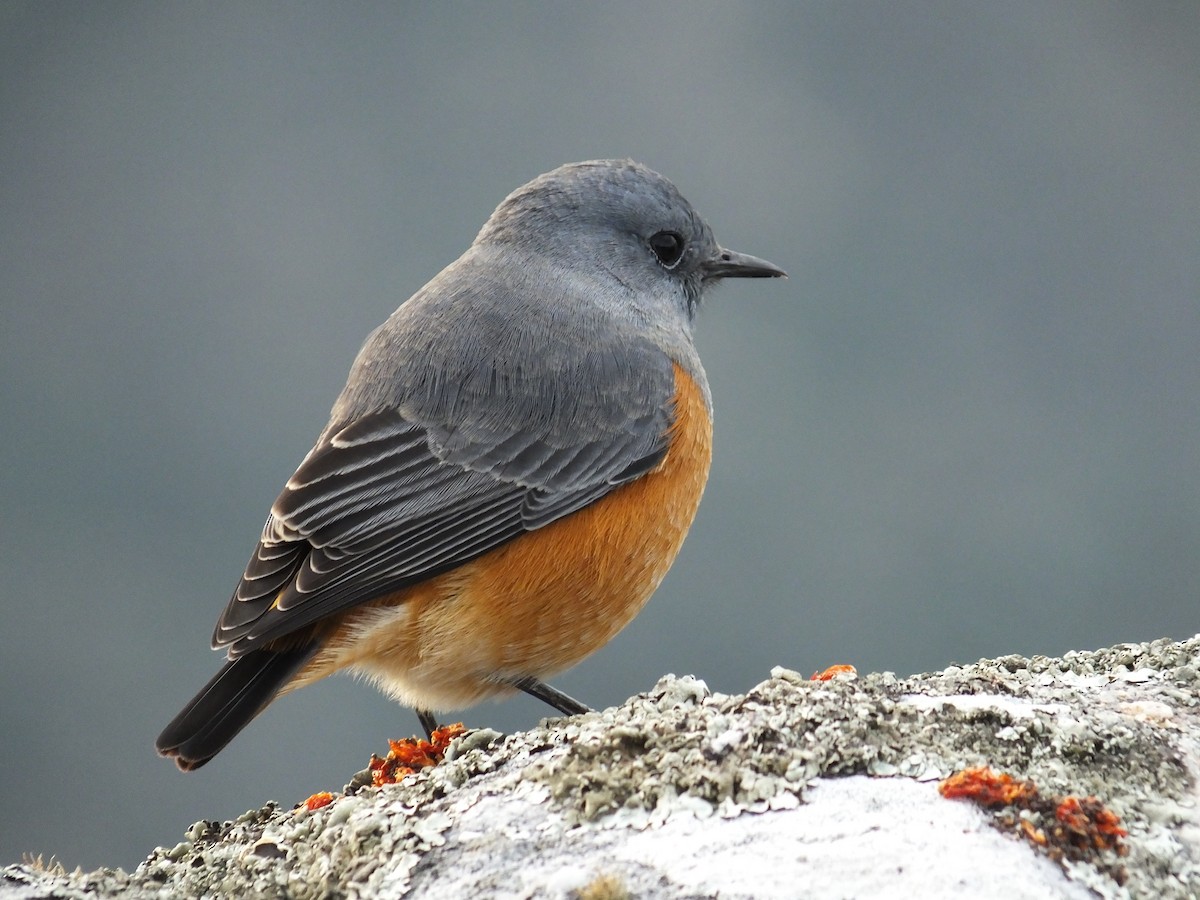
288, 363, 712, 711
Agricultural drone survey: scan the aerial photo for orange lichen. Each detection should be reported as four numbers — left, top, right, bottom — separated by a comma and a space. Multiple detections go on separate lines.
940, 765, 1127, 883
303, 791, 334, 811
1054, 796, 1128, 850
810, 664, 857, 681
939, 766, 1038, 807
368, 723, 466, 786
1020, 818, 1047, 845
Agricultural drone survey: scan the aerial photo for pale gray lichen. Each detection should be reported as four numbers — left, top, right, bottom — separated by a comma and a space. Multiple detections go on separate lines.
3, 636, 1198, 899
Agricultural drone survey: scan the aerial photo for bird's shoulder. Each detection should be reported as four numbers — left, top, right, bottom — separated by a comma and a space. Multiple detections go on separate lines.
331, 246, 681, 457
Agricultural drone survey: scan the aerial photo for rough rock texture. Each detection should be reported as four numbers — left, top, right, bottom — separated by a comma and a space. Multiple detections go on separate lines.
5, 636, 1199, 899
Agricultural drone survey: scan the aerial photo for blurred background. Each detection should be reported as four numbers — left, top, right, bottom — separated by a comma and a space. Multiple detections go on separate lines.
2, 0, 1196, 872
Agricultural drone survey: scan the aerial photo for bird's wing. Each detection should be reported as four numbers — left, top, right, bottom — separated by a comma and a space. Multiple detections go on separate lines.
212, 343, 677, 657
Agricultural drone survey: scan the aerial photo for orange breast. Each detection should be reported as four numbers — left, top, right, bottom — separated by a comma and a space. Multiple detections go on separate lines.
291, 362, 712, 711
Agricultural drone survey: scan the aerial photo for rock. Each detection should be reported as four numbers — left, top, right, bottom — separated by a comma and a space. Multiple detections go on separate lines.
5, 636, 1199, 899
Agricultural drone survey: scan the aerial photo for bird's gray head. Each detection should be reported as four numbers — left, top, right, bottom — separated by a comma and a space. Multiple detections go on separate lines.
475, 160, 785, 320
330, 160, 784, 431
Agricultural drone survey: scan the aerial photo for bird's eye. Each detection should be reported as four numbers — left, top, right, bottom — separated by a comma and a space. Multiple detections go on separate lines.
648, 231, 685, 269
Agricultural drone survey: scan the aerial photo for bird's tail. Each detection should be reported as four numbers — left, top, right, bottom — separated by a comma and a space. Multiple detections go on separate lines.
155, 643, 319, 771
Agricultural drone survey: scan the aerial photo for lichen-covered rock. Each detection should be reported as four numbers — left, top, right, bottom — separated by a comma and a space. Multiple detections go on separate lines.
4, 636, 1198, 899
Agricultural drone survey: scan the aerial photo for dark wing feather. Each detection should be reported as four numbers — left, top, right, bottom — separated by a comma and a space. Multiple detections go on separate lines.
213, 349, 676, 656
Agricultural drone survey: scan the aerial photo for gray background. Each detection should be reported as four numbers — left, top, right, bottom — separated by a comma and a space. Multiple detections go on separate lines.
2, 1, 1196, 871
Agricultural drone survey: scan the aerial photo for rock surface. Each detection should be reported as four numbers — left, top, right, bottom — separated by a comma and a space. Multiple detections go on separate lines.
5, 636, 1199, 899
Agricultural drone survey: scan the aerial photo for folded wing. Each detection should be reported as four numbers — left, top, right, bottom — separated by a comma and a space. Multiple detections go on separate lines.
212, 346, 676, 657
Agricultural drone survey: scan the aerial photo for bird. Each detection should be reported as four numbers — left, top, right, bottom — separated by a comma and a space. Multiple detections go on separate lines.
156, 159, 785, 770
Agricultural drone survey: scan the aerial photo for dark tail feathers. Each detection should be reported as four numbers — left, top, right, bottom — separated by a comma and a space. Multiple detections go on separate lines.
156, 644, 318, 771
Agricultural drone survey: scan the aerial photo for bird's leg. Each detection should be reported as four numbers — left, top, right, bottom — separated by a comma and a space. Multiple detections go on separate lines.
416, 679, 590, 741
416, 708, 440, 741
508, 676, 593, 716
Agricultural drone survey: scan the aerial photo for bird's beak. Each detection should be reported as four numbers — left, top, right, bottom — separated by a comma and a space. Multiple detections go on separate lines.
701, 247, 787, 280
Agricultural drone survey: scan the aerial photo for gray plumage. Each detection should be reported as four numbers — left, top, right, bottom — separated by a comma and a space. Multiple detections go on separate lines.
212, 159, 784, 658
